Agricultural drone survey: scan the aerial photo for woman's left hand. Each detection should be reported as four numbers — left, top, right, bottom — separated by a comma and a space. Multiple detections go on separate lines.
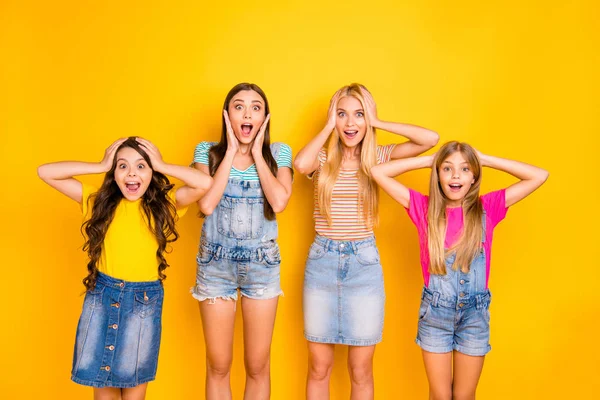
361, 86, 379, 126
475, 148, 488, 167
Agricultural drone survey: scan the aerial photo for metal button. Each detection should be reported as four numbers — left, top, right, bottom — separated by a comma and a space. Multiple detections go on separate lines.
459, 293, 465, 298
112, 324, 118, 329
459, 279, 465, 285
112, 303, 120, 308
118, 282, 124, 288
108, 345, 115, 351
340, 244, 345, 248
104, 366, 111, 371
458, 303, 464, 308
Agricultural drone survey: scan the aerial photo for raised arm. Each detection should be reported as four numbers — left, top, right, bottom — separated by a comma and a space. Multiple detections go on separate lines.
362, 88, 439, 159
195, 111, 238, 216
293, 90, 340, 175
37, 138, 126, 203
136, 138, 213, 209
371, 155, 434, 208
252, 115, 293, 213
478, 151, 549, 207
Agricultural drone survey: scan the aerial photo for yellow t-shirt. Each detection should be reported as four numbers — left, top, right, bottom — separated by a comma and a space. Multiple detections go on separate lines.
81, 183, 188, 282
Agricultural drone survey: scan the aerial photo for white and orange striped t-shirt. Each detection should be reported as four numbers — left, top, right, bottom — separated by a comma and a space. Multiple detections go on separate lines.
311, 145, 396, 240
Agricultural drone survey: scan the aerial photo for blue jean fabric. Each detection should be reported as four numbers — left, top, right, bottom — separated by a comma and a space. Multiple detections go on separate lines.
71, 272, 163, 388
416, 212, 492, 356
192, 174, 283, 302
303, 235, 385, 346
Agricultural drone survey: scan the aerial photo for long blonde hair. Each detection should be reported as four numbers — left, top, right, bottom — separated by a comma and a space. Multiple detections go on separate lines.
428, 141, 483, 275
317, 83, 380, 227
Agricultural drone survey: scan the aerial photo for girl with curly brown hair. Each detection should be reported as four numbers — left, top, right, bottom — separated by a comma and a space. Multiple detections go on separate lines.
38, 137, 212, 399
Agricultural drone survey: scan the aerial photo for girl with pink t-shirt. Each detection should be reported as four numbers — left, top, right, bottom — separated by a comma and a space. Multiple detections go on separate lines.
371, 141, 548, 399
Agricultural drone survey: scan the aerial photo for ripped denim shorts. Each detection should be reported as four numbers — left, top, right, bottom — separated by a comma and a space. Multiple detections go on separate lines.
192, 239, 283, 302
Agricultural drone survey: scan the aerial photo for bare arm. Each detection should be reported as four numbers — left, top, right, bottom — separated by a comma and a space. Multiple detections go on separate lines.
293, 90, 340, 175
255, 158, 293, 213
374, 120, 439, 159
251, 115, 293, 213
478, 152, 549, 207
362, 88, 439, 159
37, 138, 126, 203
136, 138, 213, 209
371, 155, 434, 208
196, 110, 239, 216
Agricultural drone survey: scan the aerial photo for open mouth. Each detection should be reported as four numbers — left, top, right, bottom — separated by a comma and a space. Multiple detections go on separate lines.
241, 123, 253, 136
344, 130, 358, 139
448, 183, 463, 192
125, 181, 141, 194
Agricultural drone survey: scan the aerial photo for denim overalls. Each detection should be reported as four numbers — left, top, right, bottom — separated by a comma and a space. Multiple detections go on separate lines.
192, 143, 283, 302
416, 212, 492, 356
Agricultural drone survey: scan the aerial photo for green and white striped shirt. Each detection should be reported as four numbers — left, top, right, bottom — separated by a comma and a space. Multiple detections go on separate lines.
193, 141, 292, 181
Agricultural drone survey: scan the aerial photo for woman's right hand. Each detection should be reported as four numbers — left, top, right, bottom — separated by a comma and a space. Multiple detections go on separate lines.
100, 138, 126, 171
223, 110, 239, 154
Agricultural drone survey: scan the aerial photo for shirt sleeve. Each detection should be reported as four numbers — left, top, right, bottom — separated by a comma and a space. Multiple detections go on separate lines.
167, 187, 188, 219
308, 148, 327, 180
376, 144, 397, 164
480, 189, 508, 229
193, 141, 214, 165
405, 189, 429, 230
276, 143, 293, 169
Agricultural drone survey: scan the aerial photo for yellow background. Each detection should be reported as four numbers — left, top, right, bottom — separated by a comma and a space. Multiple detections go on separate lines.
2, 0, 598, 398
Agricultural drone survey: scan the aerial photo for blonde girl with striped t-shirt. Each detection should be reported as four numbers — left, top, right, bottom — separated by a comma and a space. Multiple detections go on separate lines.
294, 83, 439, 400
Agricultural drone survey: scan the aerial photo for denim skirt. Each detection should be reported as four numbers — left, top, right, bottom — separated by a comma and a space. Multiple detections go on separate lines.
303, 235, 385, 346
71, 272, 164, 388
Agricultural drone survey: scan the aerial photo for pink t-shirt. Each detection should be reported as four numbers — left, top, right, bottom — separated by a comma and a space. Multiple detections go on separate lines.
406, 189, 508, 289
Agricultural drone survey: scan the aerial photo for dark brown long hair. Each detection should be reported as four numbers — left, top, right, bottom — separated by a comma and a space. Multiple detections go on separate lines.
81, 137, 179, 290
208, 83, 278, 220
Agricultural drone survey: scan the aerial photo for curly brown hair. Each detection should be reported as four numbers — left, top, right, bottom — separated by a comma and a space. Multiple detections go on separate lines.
81, 137, 179, 290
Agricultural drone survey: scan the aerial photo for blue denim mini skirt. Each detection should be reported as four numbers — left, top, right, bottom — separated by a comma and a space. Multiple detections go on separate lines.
71, 272, 164, 388
303, 235, 385, 346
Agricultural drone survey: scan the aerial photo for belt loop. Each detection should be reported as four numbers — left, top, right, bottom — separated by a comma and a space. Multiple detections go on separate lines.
215, 246, 222, 261
432, 292, 440, 308
351, 241, 358, 254
257, 247, 263, 261
476, 294, 483, 309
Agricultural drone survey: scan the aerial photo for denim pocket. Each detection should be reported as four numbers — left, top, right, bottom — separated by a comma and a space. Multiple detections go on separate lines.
262, 245, 281, 267
481, 307, 491, 325
307, 243, 325, 260
84, 283, 105, 308
134, 289, 162, 318
418, 300, 432, 322
196, 245, 214, 265
217, 196, 264, 240
356, 246, 380, 266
